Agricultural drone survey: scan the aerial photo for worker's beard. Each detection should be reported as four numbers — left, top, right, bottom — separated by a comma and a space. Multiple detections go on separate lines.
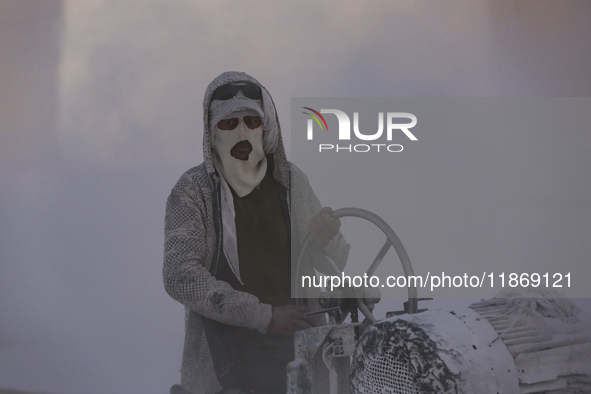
212, 120, 267, 198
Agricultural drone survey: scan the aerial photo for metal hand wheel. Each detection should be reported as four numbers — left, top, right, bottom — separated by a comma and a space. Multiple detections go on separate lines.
295, 207, 418, 323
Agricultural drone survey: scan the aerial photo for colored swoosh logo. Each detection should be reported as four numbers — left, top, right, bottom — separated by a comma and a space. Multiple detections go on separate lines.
302, 107, 328, 131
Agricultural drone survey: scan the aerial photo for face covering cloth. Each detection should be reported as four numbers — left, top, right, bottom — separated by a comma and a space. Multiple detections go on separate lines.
212, 108, 267, 198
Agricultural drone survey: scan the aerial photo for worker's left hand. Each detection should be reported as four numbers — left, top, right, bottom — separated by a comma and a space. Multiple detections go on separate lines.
308, 207, 341, 247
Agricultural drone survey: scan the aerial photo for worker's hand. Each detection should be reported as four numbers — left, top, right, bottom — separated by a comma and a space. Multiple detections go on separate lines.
266, 305, 316, 335
308, 207, 341, 247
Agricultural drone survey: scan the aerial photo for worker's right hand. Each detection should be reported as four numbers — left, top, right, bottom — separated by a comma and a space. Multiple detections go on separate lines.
266, 305, 316, 335
308, 207, 341, 247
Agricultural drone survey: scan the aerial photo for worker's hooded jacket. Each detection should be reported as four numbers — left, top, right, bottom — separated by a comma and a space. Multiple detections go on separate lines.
163, 71, 349, 394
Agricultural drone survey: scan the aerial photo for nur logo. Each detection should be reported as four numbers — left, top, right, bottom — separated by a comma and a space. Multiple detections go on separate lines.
302, 107, 418, 153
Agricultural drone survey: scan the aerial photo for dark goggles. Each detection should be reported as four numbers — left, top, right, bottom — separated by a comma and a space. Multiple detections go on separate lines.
217, 116, 262, 130
211, 83, 262, 101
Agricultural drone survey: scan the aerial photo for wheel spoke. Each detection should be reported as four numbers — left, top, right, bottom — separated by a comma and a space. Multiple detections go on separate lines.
357, 299, 377, 323
323, 253, 342, 276
367, 239, 391, 277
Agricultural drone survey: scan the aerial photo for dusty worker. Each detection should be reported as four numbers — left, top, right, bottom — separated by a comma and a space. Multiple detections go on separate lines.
164, 71, 349, 394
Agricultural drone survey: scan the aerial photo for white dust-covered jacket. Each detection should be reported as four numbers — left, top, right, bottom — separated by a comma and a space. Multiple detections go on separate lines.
163, 71, 349, 394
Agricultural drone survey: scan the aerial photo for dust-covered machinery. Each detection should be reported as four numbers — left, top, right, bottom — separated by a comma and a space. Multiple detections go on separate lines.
287, 208, 591, 394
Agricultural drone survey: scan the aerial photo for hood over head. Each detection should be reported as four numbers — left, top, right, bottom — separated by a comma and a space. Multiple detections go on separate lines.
202, 71, 285, 178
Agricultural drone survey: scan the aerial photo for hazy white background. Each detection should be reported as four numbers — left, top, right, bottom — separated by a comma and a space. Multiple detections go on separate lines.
1, 1, 590, 393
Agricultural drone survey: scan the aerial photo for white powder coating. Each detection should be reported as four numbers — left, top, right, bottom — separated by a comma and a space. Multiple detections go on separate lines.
470, 292, 591, 393
351, 309, 520, 394
289, 289, 591, 393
